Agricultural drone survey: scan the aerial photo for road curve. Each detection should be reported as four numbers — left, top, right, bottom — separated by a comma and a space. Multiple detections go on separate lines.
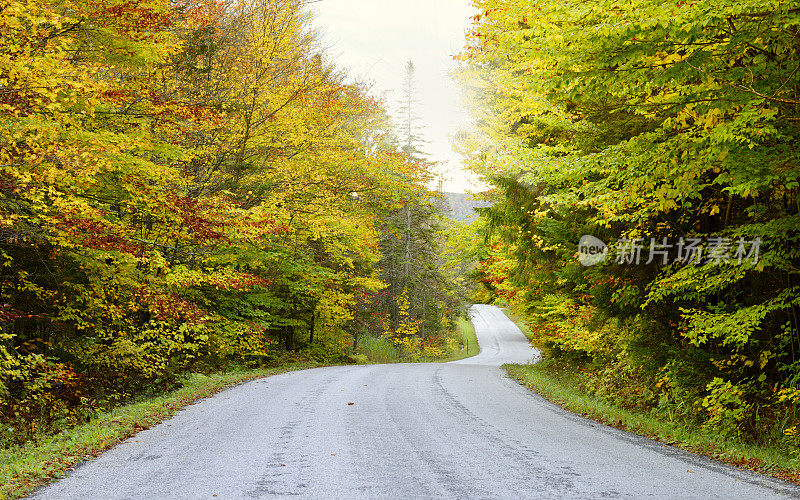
34, 304, 800, 499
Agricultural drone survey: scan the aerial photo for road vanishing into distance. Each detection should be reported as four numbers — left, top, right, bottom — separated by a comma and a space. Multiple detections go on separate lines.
34, 305, 800, 499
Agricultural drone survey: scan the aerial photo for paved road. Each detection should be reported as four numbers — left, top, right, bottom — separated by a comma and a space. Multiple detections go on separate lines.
34, 305, 800, 499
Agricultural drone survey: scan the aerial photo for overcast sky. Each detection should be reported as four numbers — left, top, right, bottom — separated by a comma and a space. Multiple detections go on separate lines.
311, 0, 483, 193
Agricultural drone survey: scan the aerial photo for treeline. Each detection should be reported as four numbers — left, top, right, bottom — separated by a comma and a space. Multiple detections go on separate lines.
0, 0, 460, 445
458, 1, 800, 449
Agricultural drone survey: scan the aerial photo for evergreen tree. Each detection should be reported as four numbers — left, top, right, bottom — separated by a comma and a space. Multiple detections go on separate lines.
397, 60, 427, 158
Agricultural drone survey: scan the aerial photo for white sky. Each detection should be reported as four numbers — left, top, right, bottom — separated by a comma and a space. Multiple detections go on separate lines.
311, 0, 484, 193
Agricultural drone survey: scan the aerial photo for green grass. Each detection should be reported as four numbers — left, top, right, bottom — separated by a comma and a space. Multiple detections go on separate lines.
355, 316, 480, 364
356, 335, 402, 363
0, 362, 320, 500
440, 316, 480, 362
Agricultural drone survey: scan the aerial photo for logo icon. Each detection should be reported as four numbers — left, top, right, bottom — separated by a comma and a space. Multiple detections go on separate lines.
578, 235, 607, 266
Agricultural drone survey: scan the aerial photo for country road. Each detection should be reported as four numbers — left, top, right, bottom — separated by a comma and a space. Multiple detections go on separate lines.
33, 305, 800, 499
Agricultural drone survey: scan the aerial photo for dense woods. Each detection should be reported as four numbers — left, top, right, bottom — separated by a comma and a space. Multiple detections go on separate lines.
458, 0, 800, 452
5, 0, 800, 475
0, 0, 463, 446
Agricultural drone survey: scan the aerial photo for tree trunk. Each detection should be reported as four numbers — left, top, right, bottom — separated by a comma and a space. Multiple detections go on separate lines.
309, 310, 316, 345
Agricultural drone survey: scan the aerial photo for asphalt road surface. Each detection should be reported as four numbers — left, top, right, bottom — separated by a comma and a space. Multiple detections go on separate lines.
33, 305, 800, 499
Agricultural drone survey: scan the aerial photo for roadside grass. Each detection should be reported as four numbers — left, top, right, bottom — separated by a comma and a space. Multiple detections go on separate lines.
0, 362, 320, 500
500, 306, 535, 341
356, 315, 480, 364
356, 336, 402, 363
505, 362, 800, 484
439, 316, 480, 362
498, 306, 800, 486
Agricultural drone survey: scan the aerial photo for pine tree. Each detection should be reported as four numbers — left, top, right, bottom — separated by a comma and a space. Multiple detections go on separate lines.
369, 61, 459, 339
397, 60, 427, 158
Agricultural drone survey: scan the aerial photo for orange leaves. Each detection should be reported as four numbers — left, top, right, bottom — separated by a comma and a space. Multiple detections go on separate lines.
173, 196, 230, 244
135, 286, 206, 324
55, 215, 146, 255
92, 0, 176, 40
148, 91, 224, 124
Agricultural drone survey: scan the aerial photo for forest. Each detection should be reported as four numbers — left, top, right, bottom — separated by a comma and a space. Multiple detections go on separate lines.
457, 0, 800, 460
0, 0, 468, 448
3, 0, 800, 483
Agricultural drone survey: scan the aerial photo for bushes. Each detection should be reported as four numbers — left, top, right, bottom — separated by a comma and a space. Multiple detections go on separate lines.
0, 351, 95, 447
519, 302, 800, 451
357, 336, 402, 363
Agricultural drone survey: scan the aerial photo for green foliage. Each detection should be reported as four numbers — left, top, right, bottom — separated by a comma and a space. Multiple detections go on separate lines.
701, 378, 752, 438
0, 352, 93, 448
357, 336, 402, 364
459, 0, 800, 448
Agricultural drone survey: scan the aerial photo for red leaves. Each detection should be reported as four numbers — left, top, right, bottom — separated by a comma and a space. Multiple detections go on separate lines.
0, 174, 17, 194
101, 88, 136, 105
0, 304, 23, 323
136, 286, 206, 324
266, 224, 291, 235
95, 0, 175, 36
223, 274, 271, 291
174, 196, 229, 244
0, 86, 35, 117
171, 271, 271, 291
55, 215, 146, 255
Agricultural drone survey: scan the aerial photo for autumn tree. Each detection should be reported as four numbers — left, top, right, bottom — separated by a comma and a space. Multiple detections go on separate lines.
458, 0, 800, 444
0, 0, 462, 446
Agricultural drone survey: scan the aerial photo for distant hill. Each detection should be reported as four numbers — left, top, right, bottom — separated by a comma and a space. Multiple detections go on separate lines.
440, 192, 492, 222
